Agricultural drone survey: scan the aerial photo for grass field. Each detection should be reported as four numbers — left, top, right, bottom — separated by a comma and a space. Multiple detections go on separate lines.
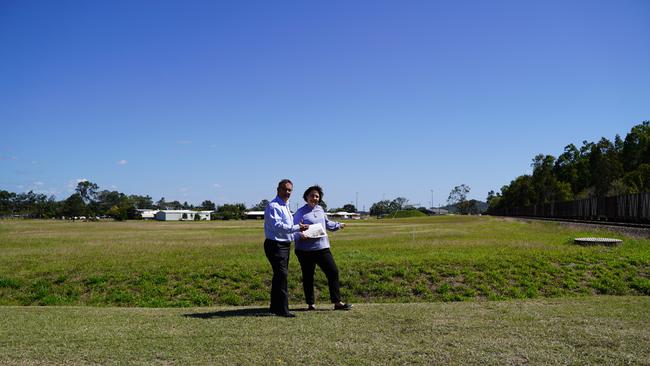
0, 216, 648, 307
1, 297, 648, 365
1, 216, 649, 364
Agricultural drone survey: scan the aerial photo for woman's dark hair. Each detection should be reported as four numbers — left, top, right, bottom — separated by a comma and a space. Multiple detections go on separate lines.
303, 185, 324, 203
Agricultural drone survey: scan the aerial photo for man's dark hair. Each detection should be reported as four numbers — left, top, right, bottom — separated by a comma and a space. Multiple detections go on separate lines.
303, 185, 324, 203
277, 179, 293, 188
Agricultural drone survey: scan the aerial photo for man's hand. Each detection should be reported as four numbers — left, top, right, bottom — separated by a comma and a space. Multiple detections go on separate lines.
340, 223, 346, 229
299, 222, 309, 231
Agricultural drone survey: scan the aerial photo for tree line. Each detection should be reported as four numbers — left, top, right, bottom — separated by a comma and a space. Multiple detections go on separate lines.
0, 182, 362, 221
0, 181, 218, 221
487, 120, 650, 213
367, 186, 484, 217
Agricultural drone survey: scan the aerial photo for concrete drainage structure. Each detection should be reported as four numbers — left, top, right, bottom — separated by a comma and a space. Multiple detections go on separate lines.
574, 237, 623, 246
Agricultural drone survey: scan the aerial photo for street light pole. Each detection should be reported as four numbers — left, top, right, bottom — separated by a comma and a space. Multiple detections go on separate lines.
355, 192, 358, 212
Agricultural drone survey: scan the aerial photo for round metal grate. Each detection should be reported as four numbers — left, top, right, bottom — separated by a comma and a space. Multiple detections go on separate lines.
574, 237, 623, 246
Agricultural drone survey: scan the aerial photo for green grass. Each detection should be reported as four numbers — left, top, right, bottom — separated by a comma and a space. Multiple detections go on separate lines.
0, 296, 648, 365
0, 216, 648, 306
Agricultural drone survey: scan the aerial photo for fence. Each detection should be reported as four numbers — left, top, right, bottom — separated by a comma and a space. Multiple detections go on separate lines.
490, 192, 650, 224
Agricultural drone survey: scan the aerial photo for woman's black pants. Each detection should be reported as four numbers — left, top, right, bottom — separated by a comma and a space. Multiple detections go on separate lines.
295, 248, 341, 304
264, 239, 291, 315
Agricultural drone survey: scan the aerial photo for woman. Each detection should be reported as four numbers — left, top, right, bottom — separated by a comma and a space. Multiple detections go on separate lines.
293, 185, 353, 311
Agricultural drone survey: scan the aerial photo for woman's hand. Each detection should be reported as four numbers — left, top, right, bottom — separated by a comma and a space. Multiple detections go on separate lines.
340, 223, 346, 229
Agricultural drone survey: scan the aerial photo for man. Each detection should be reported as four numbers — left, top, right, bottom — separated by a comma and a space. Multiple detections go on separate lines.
264, 179, 308, 317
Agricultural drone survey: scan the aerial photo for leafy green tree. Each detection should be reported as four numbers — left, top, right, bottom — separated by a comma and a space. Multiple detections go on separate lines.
129, 195, 154, 209
75, 181, 99, 204
447, 185, 470, 213
168, 200, 183, 210
622, 121, 650, 172
457, 199, 480, 215
390, 197, 409, 212
573, 140, 596, 197
553, 144, 580, 196
623, 163, 650, 193
531, 154, 571, 203
93, 190, 125, 216
8, 191, 54, 218
342, 204, 357, 213
250, 199, 269, 211
500, 175, 534, 208
369, 200, 391, 217
0, 190, 16, 216
589, 138, 623, 196
214, 203, 246, 220
200, 200, 216, 211
61, 194, 86, 218
155, 197, 168, 210
486, 190, 498, 205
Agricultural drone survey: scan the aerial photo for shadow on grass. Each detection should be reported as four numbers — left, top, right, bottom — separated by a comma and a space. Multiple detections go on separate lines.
183, 307, 334, 319
184, 307, 272, 318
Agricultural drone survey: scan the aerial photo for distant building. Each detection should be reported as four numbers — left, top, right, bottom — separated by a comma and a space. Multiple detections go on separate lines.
326, 211, 361, 220
244, 211, 362, 220
430, 208, 449, 215
135, 209, 159, 219
245, 211, 265, 219
154, 210, 213, 221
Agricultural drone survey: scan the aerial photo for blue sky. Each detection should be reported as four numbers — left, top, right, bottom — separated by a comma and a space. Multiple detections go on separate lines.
1, 1, 649, 210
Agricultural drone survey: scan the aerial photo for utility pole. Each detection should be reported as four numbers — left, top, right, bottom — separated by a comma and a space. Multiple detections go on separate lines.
430, 189, 434, 210
355, 192, 358, 212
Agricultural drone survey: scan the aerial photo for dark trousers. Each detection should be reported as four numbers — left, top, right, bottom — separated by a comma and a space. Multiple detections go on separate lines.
264, 239, 291, 314
295, 248, 341, 304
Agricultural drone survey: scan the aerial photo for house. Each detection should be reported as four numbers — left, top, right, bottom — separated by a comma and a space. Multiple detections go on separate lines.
154, 210, 213, 221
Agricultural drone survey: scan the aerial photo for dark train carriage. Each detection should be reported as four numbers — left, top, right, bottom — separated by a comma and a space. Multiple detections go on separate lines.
492, 192, 650, 224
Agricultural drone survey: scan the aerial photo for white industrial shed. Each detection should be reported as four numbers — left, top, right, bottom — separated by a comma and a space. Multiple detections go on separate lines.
154, 210, 213, 221
136, 209, 159, 219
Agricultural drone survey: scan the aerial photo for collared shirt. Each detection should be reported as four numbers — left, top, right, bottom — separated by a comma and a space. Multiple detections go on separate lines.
293, 204, 341, 251
264, 196, 300, 242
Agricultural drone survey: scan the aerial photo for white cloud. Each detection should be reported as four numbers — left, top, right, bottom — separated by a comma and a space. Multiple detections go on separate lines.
110, 185, 118, 189
213, 183, 222, 188
116, 159, 128, 165
176, 140, 192, 145
67, 178, 88, 192
33, 181, 44, 186
0, 155, 17, 160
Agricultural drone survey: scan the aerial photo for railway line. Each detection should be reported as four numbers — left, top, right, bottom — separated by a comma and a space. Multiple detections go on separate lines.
502, 216, 650, 238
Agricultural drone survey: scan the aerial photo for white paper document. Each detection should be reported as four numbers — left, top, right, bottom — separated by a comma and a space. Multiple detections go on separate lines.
303, 223, 327, 238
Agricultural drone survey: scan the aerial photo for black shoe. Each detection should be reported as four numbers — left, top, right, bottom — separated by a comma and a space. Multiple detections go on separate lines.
307, 304, 316, 311
277, 312, 296, 318
334, 303, 353, 311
